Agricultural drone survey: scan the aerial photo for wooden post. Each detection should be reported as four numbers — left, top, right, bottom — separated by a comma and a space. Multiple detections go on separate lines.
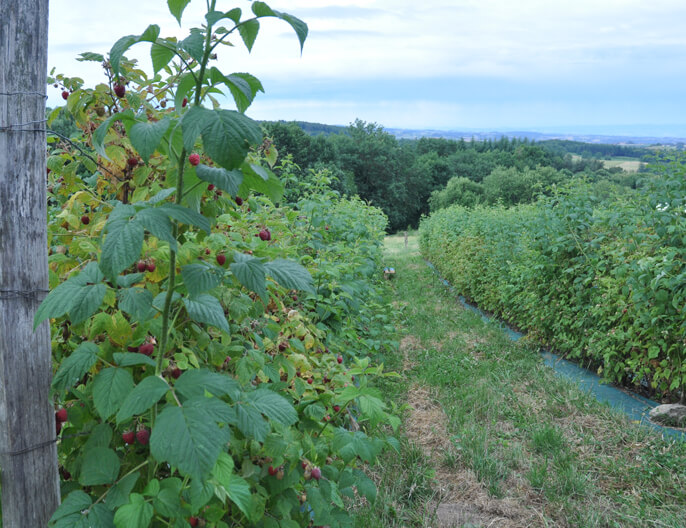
0, 1, 60, 526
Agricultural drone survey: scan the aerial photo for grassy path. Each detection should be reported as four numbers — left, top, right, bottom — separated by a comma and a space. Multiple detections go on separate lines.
355, 234, 686, 528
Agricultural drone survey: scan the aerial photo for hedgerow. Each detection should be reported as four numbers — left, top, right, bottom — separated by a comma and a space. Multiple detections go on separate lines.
420, 159, 686, 400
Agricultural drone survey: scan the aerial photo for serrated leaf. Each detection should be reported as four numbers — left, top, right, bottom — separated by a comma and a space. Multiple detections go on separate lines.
135, 208, 177, 249
52, 342, 99, 392
116, 376, 170, 423
144, 187, 177, 205
101, 211, 145, 278
353, 469, 377, 502
212, 453, 252, 519
113, 493, 153, 528
116, 273, 144, 288
195, 165, 243, 197
245, 388, 297, 425
92, 110, 135, 160
181, 106, 209, 152
49, 491, 92, 524
93, 368, 135, 420
238, 19, 260, 51
113, 352, 157, 368
230, 252, 267, 301
181, 263, 223, 296
87, 504, 116, 528
252, 3, 307, 51
157, 204, 211, 233
150, 405, 225, 480
183, 294, 230, 333
130, 118, 171, 161
174, 369, 240, 401
80, 447, 120, 486
109, 35, 139, 78
264, 259, 314, 293
151, 41, 176, 74
168, 0, 192, 25
70, 283, 107, 325
235, 404, 269, 442
201, 109, 262, 170
118, 287, 155, 321
239, 163, 283, 203
181, 30, 205, 63
77, 52, 105, 62
105, 472, 140, 510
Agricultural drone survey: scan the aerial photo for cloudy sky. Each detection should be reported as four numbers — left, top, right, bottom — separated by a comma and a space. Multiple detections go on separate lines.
48, 0, 686, 134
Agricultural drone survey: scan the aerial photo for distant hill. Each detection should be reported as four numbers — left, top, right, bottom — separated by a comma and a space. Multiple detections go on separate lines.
262, 120, 686, 147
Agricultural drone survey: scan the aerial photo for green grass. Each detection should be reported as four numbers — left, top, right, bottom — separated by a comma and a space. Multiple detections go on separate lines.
353, 233, 686, 527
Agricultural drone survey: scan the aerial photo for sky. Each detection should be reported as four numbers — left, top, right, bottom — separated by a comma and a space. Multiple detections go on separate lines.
47, 0, 686, 135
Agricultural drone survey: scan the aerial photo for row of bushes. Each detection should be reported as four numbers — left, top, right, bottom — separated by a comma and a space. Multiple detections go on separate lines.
420, 158, 686, 400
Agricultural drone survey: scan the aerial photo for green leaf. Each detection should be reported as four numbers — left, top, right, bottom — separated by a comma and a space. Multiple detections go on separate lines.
183, 294, 230, 333
157, 204, 211, 233
150, 405, 226, 480
101, 209, 145, 278
118, 287, 155, 321
35, 263, 107, 327
113, 352, 157, 368
245, 388, 297, 425
116, 273, 144, 288
49, 491, 92, 524
151, 41, 176, 74
105, 472, 140, 510
92, 110, 135, 160
79, 447, 121, 486
264, 259, 314, 293
181, 30, 205, 63
238, 19, 260, 52
230, 252, 267, 301
174, 369, 240, 401
200, 109, 262, 170
168, 0, 192, 25
212, 453, 253, 519
87, 504, 116, 528
235, 404, 269, 442
195, 165, 243, 197
252, 3, 308, 51
181, 263, 224, 296
130, 118, 171, 161
77, 52, 105, 62
83, 423, 113, 451
225, 72, 263, 112
116, 376, 170, 424
52, 342, 99, 392
109, 35, 139, 78
113, 493, 153, 528
175, 73, 196, 110
353, 469, 377, 502
93, 368, 135, 420
239, 163, 283, 203
135, 207, 177, 249
181, 106, 209, 152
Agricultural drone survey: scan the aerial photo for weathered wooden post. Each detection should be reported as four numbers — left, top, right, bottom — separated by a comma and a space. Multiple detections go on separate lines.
0, 1, 61, 525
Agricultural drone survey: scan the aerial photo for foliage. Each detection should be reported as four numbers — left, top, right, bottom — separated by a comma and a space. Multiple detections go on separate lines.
41, 3, 399, 527
420, 159, 686, 399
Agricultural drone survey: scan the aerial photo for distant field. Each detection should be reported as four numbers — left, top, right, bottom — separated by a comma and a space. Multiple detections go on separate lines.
602, 157, 644, 172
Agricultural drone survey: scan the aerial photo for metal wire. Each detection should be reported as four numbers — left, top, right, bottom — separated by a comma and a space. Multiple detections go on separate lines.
0, 289, 50, 301
0, 119, 48, 131
1, 438, 57, 457
0, 91, 48, 99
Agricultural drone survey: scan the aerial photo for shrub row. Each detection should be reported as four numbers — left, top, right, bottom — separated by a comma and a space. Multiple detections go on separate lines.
420, 162, 686, 400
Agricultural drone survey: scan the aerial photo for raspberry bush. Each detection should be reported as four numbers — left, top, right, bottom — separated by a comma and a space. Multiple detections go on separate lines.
40, 2, 398, 526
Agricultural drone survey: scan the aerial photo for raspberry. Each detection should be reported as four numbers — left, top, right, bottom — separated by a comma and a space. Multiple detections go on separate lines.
188, 153, 200, 166
113, 84, 126, 98
136, 429, 150, 445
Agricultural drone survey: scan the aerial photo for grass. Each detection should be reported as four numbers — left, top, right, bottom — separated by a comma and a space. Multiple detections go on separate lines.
354, 232, 686, 527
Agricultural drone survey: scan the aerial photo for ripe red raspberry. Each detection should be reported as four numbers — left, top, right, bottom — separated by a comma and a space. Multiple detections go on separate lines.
216, 254, 226, 266
55, 408, 68, 423
122, 431, 135, 445
307, 378, 314, 385
171, 367, 182, 379
311, 467, 322, 480
137, 260, 147, 272
188, 517, 199, 527
136, 429, 150, 445
258, 229, 271, 241
127, 157, 138, 167
146, 261, 156, 273
81, 215, 90, 225
333, 405, 341, 412
139, 343, 154, 356
182, 97, 188, 108
188, 153, 200, 166
61, 91, 69, 100
337, 355, 343, 364
113, 84, 126, 98
268, 465, 278, 476
207, 184, 215, 191
235, 196, 243, 206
